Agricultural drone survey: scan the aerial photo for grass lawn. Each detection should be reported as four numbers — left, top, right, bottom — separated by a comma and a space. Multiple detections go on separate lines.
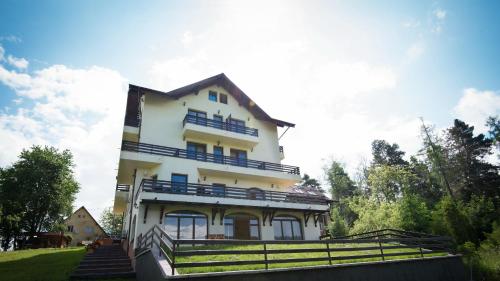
0, 247, 136, 281
174, 243, 447, 274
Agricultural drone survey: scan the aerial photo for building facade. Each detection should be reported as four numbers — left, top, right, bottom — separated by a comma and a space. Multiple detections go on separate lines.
65, 206, 108, 246
113, 74, 330, 249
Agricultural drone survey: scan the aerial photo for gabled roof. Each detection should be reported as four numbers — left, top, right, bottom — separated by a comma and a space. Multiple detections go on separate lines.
129, 73, 295, 127
65, 206, 109, 237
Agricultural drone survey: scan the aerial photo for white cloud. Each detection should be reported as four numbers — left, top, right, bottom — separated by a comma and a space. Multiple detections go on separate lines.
403, 19, 421, 28
453, 88, 500, 133
7, 55, 29, 69
0, 35, 22, 43
181, 31, 193, 46
0, 61, 128, 218
434, 9, 447, 20
0, 44, 4, 61
406, 41, 425, 61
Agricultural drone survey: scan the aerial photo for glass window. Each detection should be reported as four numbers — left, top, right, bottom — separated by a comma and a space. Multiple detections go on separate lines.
228, 118, 245, 133
187, 109, 207, 125
171, 174, 187, 193
249, 219, 259, 240
164, 212, 207, 239
84, 226, 94, 234
213, 146, 224, 164
224, 218, 234, 239
212, 183, 226, 197
187, 142, 206, 161
230, 149, 247, 167
209, 91, 217, 102
219, 93, 228, 104
273, 216, 303, 240
213, 114, 223, 129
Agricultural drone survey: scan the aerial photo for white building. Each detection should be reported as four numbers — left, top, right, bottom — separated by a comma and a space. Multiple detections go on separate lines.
113, 74, 330, 251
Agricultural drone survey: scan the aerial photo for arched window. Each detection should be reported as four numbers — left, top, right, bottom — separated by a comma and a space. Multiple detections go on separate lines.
224, 213, 260, 240
164, 211, 207, 239
273, 216, 303, 240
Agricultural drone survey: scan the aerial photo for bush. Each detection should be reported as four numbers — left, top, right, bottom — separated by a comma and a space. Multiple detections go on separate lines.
349, 197, 398, 234
329, 207, 349, 237
431, 196, 473, 244
395, 194, 431, 232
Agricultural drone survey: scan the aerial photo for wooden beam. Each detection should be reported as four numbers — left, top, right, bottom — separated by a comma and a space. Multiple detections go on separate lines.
159, 206, 164, 224
304, 212, 311, 227
143, 205, 149, 224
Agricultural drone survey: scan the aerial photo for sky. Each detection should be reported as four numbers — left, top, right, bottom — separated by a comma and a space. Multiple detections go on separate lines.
1, 0, 499, 219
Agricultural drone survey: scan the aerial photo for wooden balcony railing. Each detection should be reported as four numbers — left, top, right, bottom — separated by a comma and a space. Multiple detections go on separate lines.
183, 114, 258, 137
139, 179, 329, 205
121, 141, 300, 175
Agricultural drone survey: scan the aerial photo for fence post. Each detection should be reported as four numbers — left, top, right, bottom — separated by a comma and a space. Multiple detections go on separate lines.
172, 242, 176, 276
263, 243, 268, 270
377, 234, 385, 261
326, 242, 332, 265
418, 238, 424, 258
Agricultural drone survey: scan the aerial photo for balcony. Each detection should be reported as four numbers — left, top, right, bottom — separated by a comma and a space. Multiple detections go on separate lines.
120, 141, 300, 186
137, 179, 330, 211
182, 115, 259, 147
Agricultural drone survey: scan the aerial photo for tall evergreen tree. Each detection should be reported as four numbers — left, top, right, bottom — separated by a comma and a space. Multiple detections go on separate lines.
371, 140, 408, 167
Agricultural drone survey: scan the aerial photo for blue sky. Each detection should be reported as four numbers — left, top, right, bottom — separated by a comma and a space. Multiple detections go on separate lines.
1, 0, 499, 217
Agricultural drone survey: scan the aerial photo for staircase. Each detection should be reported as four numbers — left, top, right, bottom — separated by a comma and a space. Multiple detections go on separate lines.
71, 244, 136, 280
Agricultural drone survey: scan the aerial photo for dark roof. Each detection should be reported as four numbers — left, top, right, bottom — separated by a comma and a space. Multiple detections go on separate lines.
65, 206, 109, 237
129, 73, 295, 127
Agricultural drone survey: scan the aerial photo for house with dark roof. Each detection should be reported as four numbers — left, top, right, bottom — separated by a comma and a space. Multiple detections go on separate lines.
113, 74, 330, 250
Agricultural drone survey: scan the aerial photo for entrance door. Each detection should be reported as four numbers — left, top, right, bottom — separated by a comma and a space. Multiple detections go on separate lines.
234, 217, 251, 240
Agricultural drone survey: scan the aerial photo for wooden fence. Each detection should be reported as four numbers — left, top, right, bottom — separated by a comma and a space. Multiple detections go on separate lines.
135, 225, 454, 276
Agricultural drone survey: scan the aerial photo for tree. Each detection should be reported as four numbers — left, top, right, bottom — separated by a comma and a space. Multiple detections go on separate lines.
324, 161, 357, 200
444, 119, 500, 203
394, 194, 431, 232
100, 207, 123, 235
349, 197, 399, 234
329, 207, 349, 237
298, 174, 324, 193
486, 116, 500, 147
371, 140, 408, 167
367, 165, 416, 202
0, 146, 80, 243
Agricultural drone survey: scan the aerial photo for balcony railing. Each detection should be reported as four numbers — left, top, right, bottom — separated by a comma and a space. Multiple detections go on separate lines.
121, 141, 300, 175
139, 179, 329, 205
183, 115, 258, 137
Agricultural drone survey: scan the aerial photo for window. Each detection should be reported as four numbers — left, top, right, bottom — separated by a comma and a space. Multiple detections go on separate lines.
247, 188, 265, 200
164, 212, 207, 239
219, 93, 228, 104
84, 226, 94, 234
213, 114, 223, 129
171, 174, 188, 193
187, 109, 207, 126
273, 216, 303, 240
208, 91, 218, 102
212, 183, 226, 197
213, 146, 224, 164
228, 118, 245, 134
230, 149, 247, 167
67, 225, 74, 232
187, 142, 206, 161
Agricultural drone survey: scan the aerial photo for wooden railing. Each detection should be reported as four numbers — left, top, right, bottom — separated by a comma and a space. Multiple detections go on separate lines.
116, 184, 130, 192
135, 226, 454, 276
121, 141, 300, 175
139, 179, 330, 205
183, 115, 259, 137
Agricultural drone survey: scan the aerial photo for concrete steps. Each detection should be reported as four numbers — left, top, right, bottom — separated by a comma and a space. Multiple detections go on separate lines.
70, 244, 135, 280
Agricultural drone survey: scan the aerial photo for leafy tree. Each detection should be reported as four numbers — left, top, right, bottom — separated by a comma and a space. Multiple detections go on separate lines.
367, 165, 416, 202
394, 194, 431, 232
465, 195, 498, 242
324, 161, 357, 200
298, 174, 324, 193
0, 167, 23, 251
328, 207, 349, 237
0, 146, 79, 243
349, 197, 399, 234
100, 207, 123, 235
431, 196, 473, 244
407, 156, 443, 206
371, 140, 408, 167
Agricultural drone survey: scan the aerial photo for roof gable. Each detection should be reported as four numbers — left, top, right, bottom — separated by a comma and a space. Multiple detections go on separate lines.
66, 206, 109, 236
129, 73, 295, 127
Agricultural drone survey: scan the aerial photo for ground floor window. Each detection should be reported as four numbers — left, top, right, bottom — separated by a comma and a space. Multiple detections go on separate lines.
224, 214, 260, 240
273, 216, 303, 240
164, 211, 207, 239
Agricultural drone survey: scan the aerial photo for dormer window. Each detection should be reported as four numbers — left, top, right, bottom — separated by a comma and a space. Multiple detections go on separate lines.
219, 93, 228, 104
209, 91, 217, 102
